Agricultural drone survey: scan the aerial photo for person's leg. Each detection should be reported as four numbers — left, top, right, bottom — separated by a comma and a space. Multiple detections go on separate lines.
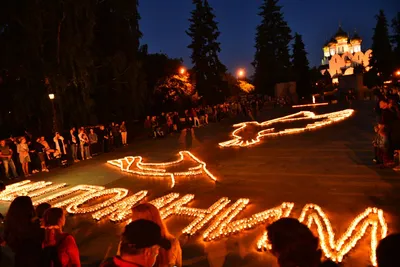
122, 132, 127, 145
2, 160, 9, 178
80, 144, 85, 160
9, 159, 18, 177
85, 146, 91, 159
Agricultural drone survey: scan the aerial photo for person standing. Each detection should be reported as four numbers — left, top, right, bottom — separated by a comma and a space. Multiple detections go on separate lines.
53, 132, 67, 157
17, 137, 31, 177
68, 127, 79, 163
120, 121, 128, 146
89, 128, 98, 155
98, 125, 108, 153
78, 129, 91, 160
0, 139, 18, 179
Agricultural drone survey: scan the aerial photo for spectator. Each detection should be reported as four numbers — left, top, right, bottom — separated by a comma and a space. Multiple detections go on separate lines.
4, 196, 44, 267
28, 139, 40, 174
78, 128, 91, 160
53, 132, 67, 158
68, 127, 79, 163
42, 207, 80, 267
89, 128, 99, 155
17, 137, 31, 177
99, 125, 109, 153
376, 233, 400, 267
120, 121, 128, 146
373, 122, 393, 167
40, 136, 56, 159
33, 138, 48, 172
34, 202, 52, 227
0, 139, 18, 179
101, 219, 171, 267
266, 218, 323, 267
130, 203, 182, 267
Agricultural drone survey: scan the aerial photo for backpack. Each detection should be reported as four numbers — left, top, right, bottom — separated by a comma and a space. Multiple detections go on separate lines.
42, 234, 69, 267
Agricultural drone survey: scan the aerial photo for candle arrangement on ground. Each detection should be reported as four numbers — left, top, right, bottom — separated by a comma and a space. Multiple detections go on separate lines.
107, 150, 217, 188
0, 179, 388, 266
219, 109, 354, 148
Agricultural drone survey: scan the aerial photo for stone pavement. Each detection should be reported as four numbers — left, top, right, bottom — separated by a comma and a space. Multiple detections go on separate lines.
1, 101, 399, 267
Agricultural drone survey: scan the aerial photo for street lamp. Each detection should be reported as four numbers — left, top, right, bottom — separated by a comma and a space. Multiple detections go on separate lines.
396, 70, 400, 76
179, 67, 186, 75
48, 93, 57, 132
237, 68, 245, 79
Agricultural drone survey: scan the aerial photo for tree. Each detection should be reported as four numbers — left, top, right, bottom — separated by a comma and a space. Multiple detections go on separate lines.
392, 12, 400, 71
292, 33, 311, 98
93, 0, 143, 122
253, 0, 292, 95
186, 0, 227, 104
370, 10, 393, 84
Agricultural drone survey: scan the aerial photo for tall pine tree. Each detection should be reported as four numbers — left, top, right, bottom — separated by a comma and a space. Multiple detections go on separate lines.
292, 33, 311, 98
186, 0, 226, 104
253, 0, 292, 95
392, 12, 400, 71
370, 10, 393, 84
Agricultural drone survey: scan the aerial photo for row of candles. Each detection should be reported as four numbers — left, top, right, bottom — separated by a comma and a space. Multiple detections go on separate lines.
219, 109, 354, 148
107, 151, 217, 188
0, 179, 387, 266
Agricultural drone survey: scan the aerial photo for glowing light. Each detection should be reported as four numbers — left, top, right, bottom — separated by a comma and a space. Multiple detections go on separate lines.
66, 188, 129, 214
47, 185, 105, 207
92, 190, 148, 221
0, 181, 54, 201
219, 109, 354, 148
312, 95, 316, 104
0, 180, 389, 266
179, 67, 186, 75
292, 103, 329, 108
48, 94, 55, 100
237, 68, 245, 78
257, 204, 387, 267
107, 151, 217, 188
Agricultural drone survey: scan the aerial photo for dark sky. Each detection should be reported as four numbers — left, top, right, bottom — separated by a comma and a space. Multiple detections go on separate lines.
139, 0, 398, 74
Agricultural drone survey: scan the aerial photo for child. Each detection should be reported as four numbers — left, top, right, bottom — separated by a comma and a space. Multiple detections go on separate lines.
374, 123, 394, 167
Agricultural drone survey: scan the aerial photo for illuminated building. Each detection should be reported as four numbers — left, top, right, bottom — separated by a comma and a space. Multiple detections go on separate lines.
320, 26, 372, 84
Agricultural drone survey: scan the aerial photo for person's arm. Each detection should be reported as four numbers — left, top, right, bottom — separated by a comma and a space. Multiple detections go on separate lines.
64, 235, 81, 267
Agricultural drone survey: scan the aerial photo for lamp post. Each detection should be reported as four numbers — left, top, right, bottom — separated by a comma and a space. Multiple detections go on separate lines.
237, 68, 245, 79
49, 93, 57, 133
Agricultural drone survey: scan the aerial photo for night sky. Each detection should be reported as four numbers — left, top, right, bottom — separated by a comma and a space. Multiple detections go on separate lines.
139, 0, 398, 74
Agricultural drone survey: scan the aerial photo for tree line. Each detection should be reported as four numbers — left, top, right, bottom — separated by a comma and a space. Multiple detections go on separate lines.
0, 0, 399, 135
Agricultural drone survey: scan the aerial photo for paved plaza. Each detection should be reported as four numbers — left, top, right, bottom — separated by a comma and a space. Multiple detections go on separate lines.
1, 101, 399, 267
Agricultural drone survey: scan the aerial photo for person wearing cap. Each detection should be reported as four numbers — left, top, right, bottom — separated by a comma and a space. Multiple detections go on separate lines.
101, 219, 171, 267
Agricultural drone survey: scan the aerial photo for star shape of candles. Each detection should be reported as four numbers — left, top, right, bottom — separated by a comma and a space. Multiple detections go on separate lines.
219, 109, 354, 148
107, 151, 217, 188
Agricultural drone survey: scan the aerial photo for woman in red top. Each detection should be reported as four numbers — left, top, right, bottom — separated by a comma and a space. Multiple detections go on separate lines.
42, 208, 81, 267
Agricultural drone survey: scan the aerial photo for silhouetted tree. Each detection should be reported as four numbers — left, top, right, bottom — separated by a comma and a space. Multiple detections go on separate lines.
292, 33, 311, 98
253, 0, 292, 95
186, 0, 227, 104
392, 12, 400, 71
93, 0, 143, 123
370, 10, 393, 84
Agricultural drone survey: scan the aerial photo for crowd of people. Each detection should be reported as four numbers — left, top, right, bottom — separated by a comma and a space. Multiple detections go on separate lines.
0, 122, 128, 180
0, 195, 398, 267
372, 87, 400, 170
144, 97, 271, 138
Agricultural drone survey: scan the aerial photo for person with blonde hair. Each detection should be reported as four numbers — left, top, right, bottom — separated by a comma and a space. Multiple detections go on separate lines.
130, 203, 182, 267
42, 208, 80, 267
